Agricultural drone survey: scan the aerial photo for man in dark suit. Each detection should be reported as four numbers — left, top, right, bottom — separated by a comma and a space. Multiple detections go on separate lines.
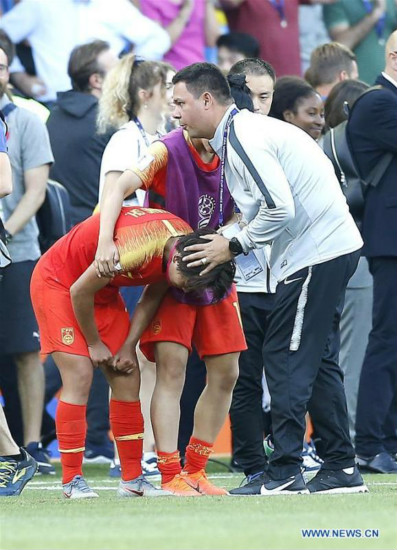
347, 30, 397, 474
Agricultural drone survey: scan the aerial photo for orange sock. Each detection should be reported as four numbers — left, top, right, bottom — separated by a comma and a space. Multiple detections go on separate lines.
109, 399, 143, 482
56, 400, 86, 484
183, 437, 213, 474
157, 451, 182, 483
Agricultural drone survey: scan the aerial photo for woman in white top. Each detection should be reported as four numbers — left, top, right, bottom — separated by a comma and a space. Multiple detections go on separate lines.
97, 54, 168, 476
98, 54, 168, 205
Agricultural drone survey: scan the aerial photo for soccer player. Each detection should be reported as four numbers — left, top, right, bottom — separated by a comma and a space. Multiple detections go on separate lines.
95, 124, 247, 496
30, 206, 235, 499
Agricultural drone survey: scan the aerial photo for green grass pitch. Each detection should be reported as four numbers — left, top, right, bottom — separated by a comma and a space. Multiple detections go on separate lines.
1, 464, 396, 550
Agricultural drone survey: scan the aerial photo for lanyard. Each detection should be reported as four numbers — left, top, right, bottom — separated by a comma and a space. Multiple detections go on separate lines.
362, 0, 386, 44
268, 0, 287, 28
219, 108, 239, 227
133, 116, 150, 147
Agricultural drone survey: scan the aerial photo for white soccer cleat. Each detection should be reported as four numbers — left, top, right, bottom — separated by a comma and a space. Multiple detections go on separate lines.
63, 475, 99, 499
117, 475, 173, 497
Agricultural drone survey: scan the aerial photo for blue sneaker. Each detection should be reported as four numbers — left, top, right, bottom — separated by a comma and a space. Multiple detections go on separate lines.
25, 442, 55, 475
0, 448, 37, 496
84, 441, 114, 464
229, 471, 268, 495
142, 453, 160, 478
109, 459, 121, 478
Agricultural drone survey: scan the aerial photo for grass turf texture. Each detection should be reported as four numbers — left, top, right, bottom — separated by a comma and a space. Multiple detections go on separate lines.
1, 464, 396, 550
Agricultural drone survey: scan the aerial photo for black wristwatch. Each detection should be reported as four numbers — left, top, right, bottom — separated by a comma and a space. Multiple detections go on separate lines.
228, 237, 244, 257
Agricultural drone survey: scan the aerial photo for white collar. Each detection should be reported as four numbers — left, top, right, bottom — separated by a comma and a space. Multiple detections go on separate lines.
209, 104, 238, 156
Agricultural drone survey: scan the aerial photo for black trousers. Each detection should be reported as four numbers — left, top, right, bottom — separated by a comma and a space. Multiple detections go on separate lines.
355, 257, 397, 456
264, 252, 360, 479
230, 292, 275, 476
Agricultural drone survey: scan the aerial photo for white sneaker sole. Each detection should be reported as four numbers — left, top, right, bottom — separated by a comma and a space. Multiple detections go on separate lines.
64, 491, 99, 499
310, 484, 369, 495
260, 488, 310, 496
117, 486, 173, 498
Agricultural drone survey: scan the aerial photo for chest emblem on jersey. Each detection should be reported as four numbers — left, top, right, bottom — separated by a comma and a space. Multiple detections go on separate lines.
61, 327, 75, 346
152, 319, 162, 335
198, 195, 215, 228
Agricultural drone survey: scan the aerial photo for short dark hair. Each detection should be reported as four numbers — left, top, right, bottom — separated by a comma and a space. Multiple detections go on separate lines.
173, 63, 232, 105
229, 58, 276, 83
269, 76, 318, 121
324, 79, 369, 129
306, 42, 357, 87
0, 30, 15, 65
227, 73, 254, 111
68, 40, 110, 92
176, 228, 236, 303
216, 32, 260, 59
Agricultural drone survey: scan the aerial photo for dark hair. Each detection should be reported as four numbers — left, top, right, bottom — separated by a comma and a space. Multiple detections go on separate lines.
229, 58, 276, 83
269, 76, 318, 121
306, 42, 356, 87
227, 74, 254, 111
68, 40, 110, 92
0, 30, 15, 65
216, 32, 260, 59
324, 79, 369, 129
173, 63, 232, 105
175, 228, 236, 302
127, 59, 167, 118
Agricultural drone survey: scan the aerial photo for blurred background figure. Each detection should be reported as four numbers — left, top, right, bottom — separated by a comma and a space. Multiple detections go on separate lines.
229, 58, 276, 115
269, 76, 325, 141
323, 0, 397, 84
0, 32, 54, 474
0, 0, 171, 104
216, 31, 259, 74
219, 0, 336, 78
141, 0, 220, 70
306, 42, 359, 100
323, 78, 368, 129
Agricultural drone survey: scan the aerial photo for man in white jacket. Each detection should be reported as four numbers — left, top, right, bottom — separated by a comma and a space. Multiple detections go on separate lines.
174, 62, 367, 495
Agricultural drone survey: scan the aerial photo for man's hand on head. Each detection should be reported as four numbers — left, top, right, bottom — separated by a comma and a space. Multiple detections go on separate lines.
182, 233, 233, 275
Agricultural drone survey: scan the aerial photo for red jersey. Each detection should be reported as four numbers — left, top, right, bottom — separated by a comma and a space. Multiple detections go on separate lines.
38, 207, 191, 300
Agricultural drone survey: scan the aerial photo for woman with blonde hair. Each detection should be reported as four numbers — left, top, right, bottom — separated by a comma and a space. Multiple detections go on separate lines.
98, 54, 168, 478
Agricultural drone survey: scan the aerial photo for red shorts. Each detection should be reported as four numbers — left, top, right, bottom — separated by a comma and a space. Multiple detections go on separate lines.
30, 262, 130, 357
140, 286, 247, 362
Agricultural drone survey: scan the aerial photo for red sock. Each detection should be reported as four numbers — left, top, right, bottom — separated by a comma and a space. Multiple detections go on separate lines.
157, 451, 181, 483
56, 401, 86, 484
109, 399, 143, 482
183, 437, 213, 474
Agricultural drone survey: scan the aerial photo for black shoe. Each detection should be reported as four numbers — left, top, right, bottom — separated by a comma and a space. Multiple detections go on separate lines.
307, 466, 368, 494
25, 442, 55, 475
356, 452, 397, 474
260, 471, 309, 495
229, 471, 267, 495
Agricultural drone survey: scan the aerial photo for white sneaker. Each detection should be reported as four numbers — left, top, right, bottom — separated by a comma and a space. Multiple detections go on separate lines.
117, 475, 173, 497
63, 475, 99, 499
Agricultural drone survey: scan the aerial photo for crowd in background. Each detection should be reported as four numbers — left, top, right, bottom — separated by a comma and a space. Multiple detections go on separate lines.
0, 0, 396, 497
